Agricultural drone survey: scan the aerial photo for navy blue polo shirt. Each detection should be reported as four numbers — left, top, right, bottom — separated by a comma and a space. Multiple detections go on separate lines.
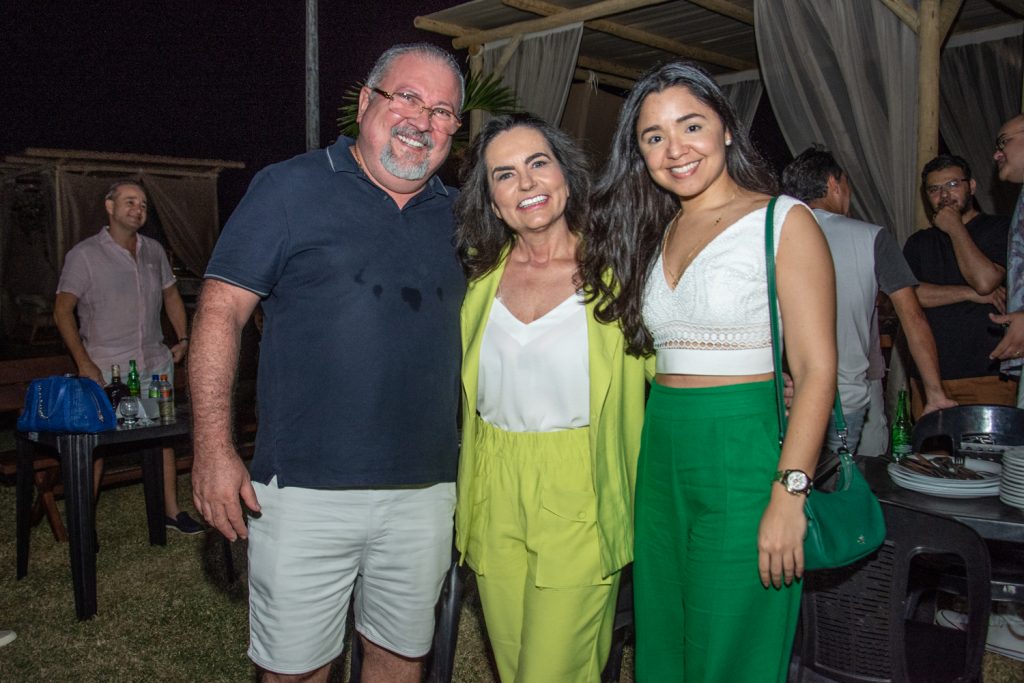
206, 136, 466, 487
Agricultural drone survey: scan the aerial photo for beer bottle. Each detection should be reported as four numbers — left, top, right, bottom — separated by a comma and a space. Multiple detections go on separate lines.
891, 389, 912, 461
126, 360, 141, 397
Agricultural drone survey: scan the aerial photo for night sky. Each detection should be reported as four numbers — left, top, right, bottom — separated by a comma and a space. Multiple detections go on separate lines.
3, 1, 461, 221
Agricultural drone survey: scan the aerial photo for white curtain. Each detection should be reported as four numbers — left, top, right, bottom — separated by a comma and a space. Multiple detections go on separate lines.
755, 0, 919, 245
481, 23, 584, 126
717, 69, 764, 131
940, 25, 1023, 215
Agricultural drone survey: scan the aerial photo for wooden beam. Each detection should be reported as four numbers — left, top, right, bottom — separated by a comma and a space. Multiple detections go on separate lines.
878, 0, 919, 32
493, 34, 524, 75
20, 148, 244, 169
577, 55, 644, 81
990, 0, 1024, 18
413, 16, 466, 38
504, 0, 755, 70
452, 0, 672, 49
940, 0, 965, 39
3, 157, 226, 178
574, 67, 634, 90
916, 0, 941, 231
684, 0, 753, 25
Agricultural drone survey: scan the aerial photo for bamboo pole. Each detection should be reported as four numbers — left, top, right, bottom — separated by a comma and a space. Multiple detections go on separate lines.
452, 0, 671, 49
916, 0, 941, 231
503, 0, 754, 70
940, 0, 965, 38
469, 51, 484, 140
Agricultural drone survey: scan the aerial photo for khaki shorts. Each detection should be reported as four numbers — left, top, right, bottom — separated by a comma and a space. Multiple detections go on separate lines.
247, 478, 455, 675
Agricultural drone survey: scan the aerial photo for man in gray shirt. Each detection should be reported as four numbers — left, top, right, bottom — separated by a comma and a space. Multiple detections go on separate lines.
783, 147, 956, 453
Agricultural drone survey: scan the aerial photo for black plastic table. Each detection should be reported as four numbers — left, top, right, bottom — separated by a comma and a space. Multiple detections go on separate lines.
863, 455, 1024, 543
16, 413, 190, 620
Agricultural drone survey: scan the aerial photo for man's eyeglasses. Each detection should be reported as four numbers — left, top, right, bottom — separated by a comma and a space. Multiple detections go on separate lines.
372, 88, 461, 135
996, 131, 1024, 153
925, 178, 968, 195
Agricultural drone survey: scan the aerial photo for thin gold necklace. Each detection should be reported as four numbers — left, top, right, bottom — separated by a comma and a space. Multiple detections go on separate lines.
663, 209, 725, 288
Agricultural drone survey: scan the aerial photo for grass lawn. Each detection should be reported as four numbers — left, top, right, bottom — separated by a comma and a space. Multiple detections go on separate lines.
2, 475, 1021, 681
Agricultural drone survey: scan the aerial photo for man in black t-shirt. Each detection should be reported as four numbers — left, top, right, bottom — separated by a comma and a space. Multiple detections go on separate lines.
903, 154, 1014, 417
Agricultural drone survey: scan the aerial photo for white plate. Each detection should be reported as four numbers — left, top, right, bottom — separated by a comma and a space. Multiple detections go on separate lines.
888, 456, 1001, 498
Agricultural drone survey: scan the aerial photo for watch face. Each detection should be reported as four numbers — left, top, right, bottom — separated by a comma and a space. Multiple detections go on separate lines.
785, 470, 810, 493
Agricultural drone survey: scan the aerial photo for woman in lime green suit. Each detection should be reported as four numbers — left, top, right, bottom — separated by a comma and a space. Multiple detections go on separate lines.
453, 113, 649, 683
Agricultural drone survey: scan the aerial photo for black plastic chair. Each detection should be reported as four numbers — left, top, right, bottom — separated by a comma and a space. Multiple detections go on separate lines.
911, 405, 1024, 606
911, 404, 1024, 455
349, 551, 464, 683
601, 563, 634, 683
797, 501, 991, 683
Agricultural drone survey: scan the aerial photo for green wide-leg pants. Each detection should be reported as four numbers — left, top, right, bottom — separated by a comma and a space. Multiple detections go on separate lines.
634, 381, 801, 683
468, 418, 619, 683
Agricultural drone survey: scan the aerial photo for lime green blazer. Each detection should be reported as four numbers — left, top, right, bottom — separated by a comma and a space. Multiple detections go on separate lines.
455, 254, 649, 578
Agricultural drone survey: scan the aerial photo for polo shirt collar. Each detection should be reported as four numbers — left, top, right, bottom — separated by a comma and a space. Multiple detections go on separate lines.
98, 225, 141, 256
325, 136, 450, 199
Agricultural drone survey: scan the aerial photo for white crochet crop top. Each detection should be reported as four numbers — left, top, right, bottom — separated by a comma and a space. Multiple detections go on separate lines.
642, 195, 805, 375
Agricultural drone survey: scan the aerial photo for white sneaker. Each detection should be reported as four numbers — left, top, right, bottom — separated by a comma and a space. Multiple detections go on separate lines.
0, 630, 16, 648
935, 609, 1024, 662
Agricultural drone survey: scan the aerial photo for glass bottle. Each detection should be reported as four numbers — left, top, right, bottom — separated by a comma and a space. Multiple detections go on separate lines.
126, 360, 141, 397
105, 364, 129, 409
890, 389, 912, 461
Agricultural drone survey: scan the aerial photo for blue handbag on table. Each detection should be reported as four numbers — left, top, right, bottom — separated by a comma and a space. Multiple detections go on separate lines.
17, 375, 117, 433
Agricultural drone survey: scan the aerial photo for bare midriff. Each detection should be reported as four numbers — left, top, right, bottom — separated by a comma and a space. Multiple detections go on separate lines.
655, 371, 774, 389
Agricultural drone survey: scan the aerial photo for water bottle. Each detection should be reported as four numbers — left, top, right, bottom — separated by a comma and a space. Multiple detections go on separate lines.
890, 389, 912, 461
148, 375, 160, 399
158, 373, 175, 423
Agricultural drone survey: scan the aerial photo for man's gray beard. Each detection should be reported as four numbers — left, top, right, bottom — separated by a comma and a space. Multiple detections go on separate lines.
380, 146, 431, 180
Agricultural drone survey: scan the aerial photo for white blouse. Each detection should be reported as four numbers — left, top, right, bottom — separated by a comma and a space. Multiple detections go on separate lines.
642, 195, 805, 375
477, 293, 590, 432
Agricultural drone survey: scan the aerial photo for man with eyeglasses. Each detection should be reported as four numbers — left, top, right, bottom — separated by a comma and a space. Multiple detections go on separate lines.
190, 44, 465, 682
903, 154, 1013, 416
990, 114, 1024, 408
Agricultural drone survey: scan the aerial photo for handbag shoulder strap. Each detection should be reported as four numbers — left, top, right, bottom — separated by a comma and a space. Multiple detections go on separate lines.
765, 198, 847, 449
765, 197, 785, 445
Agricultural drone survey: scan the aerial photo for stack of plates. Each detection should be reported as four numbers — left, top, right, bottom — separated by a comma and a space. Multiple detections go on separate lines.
999, 447, 1024, 510
888, 455, 1001, 498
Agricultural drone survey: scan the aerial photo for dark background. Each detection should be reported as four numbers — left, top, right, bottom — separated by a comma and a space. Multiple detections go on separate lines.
2, 1, 460, 223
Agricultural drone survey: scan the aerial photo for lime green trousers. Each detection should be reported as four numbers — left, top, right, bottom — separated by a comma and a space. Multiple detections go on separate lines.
634, 381, 801, 682
468, 418, 620, 683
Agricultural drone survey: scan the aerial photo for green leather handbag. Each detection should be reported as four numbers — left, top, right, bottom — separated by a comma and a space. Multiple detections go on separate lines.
763, 196, 886, 571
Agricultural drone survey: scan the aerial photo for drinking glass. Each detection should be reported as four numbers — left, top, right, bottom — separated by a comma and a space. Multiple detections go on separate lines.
118, 396, 140, 427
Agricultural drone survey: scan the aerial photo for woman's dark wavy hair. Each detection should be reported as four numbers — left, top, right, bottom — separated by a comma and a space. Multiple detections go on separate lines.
581, 59, 778, 357
455, 112, 592, 281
